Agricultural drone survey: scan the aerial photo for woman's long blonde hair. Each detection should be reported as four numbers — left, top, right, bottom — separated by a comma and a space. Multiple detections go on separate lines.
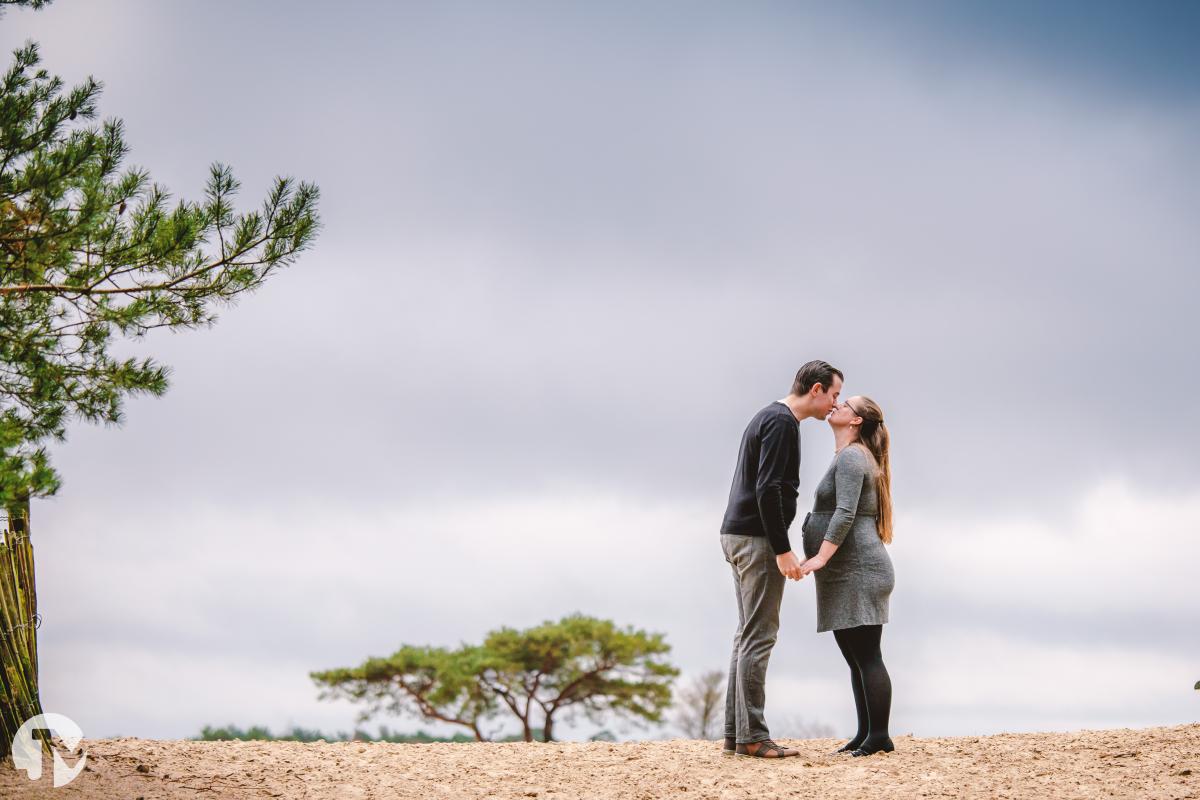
850, 396, 893, 544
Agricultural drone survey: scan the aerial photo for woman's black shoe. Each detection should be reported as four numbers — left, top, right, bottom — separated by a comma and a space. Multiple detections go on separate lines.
833, 739, 864, 754
850, 738, 895, 757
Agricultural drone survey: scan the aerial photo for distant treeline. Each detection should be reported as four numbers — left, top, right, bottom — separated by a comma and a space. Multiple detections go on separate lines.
192, 723, 614, 743
194, 723, 477, 743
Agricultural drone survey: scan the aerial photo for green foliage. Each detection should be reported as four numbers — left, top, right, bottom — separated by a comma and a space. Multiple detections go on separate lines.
311, 645, 497, 741
497, 727, 545, 742
0, 40, 321, 506
312, 614, 679, 743
193, 723, 475, 743
0, 3, 319, 759
481, 613, 679, 741
196, 723, 277, 741
0, 1, 52, 14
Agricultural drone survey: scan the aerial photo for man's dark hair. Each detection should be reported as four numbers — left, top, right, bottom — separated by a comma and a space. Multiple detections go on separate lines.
791, 360, 843, 395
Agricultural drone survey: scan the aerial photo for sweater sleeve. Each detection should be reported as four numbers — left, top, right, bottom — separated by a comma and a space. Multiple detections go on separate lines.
824, 446, 868, 547
754, 414, 797, 556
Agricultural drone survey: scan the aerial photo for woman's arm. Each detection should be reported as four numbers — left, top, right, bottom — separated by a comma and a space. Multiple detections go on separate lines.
799, 539, 838, 576
803, 447, 867, 575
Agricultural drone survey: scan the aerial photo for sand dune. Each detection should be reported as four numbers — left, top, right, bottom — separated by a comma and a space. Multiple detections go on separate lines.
2, 723, 1197, 799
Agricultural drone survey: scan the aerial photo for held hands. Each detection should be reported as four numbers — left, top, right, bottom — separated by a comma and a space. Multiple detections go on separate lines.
776, 551, 805, 581
799, 555, 827, 577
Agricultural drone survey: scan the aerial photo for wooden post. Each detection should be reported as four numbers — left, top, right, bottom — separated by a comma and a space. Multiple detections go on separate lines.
0, 496, 48, 759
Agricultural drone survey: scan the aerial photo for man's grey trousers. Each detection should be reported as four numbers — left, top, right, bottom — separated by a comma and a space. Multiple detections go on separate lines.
721, 533, 786, 745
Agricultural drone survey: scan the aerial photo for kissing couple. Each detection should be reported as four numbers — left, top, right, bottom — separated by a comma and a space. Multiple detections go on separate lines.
719, 360, 896, 759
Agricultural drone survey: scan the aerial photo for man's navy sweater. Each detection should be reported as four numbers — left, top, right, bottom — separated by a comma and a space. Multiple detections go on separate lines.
720, 401, 801, 556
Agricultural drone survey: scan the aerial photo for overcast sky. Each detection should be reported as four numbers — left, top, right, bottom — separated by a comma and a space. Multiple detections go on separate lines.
2, 0, 1198, 742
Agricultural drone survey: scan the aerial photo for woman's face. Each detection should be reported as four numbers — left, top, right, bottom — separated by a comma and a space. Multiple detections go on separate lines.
827, 396, 865, 429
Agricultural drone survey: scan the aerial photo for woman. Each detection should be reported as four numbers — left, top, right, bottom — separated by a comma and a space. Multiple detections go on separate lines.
799, 395, 895, 757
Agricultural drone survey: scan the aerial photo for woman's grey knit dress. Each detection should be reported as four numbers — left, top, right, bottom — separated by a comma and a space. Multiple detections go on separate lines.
801, 444, 895, 633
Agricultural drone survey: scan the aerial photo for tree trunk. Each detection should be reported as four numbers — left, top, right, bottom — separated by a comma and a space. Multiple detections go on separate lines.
494, 689, 533, 741
0, 497, 48, 760
520, 700, 533, 741
542, 714, 554, 742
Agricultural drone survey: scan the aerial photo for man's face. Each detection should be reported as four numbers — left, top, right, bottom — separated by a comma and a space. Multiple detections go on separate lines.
818, 375, 842, 418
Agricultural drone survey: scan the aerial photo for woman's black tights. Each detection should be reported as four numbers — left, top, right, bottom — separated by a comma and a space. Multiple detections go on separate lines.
832, 624, 893, 755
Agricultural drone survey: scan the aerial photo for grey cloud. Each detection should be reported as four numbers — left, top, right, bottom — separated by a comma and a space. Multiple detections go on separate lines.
5, 0, 1199, 741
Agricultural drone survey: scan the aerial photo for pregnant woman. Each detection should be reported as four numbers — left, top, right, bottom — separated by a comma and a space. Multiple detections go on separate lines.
799, 395, 896, 757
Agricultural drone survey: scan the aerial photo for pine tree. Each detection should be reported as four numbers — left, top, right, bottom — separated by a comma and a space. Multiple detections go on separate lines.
0, 5, 321, 756
313, 615, 680, 743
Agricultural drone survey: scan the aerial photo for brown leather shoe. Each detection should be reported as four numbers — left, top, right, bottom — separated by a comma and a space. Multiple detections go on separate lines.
734, 739, 800, 758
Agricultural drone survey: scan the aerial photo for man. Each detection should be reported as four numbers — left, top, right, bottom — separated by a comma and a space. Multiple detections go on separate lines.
720, 360, 843, 758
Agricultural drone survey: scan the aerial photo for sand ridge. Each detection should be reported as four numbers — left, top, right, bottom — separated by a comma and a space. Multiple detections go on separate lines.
2, 723, 1197, 799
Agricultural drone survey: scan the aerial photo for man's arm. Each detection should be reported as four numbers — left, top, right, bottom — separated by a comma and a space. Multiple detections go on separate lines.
754, 414, 803, 578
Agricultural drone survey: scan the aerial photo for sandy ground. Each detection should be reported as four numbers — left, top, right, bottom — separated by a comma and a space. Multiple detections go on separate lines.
1, 724, 1197, 799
